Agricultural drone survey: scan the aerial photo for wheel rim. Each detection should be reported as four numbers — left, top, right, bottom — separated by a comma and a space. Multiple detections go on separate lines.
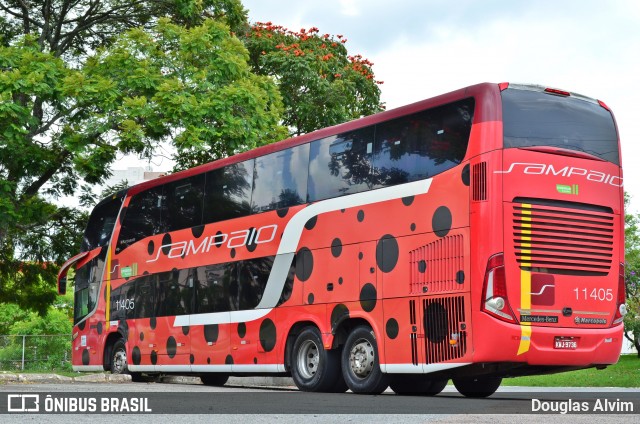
348, 338, 375, 379
113, 348, 127, 374
296, 339, 320, 380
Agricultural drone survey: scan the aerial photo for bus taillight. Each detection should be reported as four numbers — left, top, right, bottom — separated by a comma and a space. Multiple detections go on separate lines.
612, 263, 627, 326
544, 87, 570, 97
481, 253, 517, 323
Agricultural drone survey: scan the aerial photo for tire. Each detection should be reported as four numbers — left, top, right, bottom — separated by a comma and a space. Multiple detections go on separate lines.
290, 327, 343, 392
110, 339, 129, 375
110, 339, 144, 382
341, 325, 389, 394
201, 373, 230, 386
390, 375, 448, 396
453, 376, 502, 398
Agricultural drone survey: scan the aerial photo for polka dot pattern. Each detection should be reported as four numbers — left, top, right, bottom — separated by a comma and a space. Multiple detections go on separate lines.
331, 238, 342, 258
305, 216, 318, 230
432, 206, 452, 237
259, 319, 277, 352
386, 318, 399, 339
166, 336, 177, 358
204, 324, 219, 344
359, 283, 377, 312
132, 346, 141, 365
375, 234, 399, 273
295, 247, 313, 282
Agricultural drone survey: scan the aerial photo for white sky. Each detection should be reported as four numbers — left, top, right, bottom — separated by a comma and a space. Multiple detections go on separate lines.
238, 0, 640, 213
123, 0, 640, 213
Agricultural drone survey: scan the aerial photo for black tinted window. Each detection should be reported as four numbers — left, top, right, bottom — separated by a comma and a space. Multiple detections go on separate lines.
237, 257, 273, 309
308, 127, 375, 201
165, 174, 205, 232
203, 161, 253, 224
156, 269, 192, 316
502, 89, 619, 164
252, 145, 309, 212
83, 195, 123, 251
117, 187, 166, 253
134, 276, 155, 319
374, 98, 474, 185
195, 263, 234, 313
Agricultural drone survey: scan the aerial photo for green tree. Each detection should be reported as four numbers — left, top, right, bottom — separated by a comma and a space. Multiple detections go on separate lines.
1, 1, 383, 314
242, 22, 384, 136
624, 193, 640, 356
0, 11, 285, 313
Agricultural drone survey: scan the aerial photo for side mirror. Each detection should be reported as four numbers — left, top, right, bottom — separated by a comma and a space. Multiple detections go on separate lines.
58, 276, 67, 295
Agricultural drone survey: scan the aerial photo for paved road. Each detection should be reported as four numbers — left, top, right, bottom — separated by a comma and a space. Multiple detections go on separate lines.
1, 381, 638, 423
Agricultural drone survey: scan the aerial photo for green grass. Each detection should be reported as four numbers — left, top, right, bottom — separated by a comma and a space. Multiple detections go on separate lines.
504, 354, 640, 387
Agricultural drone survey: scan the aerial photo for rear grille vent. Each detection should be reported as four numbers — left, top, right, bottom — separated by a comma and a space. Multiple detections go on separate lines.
410, 235, 464, 294
423, 295, 467, 364
472, 162, 487, 201
512, 198, 614, 276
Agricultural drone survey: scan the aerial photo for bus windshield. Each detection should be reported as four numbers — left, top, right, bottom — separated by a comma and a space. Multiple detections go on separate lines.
82, 194, 124, 251
502, 88, 619, 165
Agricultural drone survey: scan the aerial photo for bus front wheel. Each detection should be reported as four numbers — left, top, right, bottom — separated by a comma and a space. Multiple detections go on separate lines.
341, 326, 388, 394
110, 339, 143, 382
452, 376, 502, 398
291, 327, 343, 392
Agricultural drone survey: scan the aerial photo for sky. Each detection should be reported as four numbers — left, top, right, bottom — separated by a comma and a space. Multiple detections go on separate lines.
236, 0, 640, 213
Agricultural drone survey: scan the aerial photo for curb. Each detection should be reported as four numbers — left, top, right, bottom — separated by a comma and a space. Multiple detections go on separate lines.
1, 372, 131, 384
1, 372, 294, 387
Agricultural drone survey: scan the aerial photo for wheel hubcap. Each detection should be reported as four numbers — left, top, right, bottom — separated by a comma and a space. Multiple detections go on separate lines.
297, 340, 320, 379
113, 349, 127, 374
349, 338, 374, 378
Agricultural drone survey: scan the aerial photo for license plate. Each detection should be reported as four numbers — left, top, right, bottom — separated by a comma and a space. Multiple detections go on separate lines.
554, 337, 578, 350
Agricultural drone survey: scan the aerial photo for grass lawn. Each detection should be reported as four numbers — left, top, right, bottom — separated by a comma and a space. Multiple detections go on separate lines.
504, 354, 640, 387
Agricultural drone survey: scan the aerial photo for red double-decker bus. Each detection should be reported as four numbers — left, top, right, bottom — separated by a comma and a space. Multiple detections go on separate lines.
58, 82, 626, 397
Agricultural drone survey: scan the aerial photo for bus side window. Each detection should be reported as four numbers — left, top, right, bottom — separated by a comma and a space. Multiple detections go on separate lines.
134, 275, 155, 320
307, 126, 375, 202
203, 161, 254, 224
165, 174, 205, 232
251, 145, 309, 213
373, 98, 474, 187
157, 268, 192, 317
195, 264, 231, 313
237, 257, 273, 310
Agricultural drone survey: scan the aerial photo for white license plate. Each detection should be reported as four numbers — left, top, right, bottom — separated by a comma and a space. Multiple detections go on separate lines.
554, 337, 578, 350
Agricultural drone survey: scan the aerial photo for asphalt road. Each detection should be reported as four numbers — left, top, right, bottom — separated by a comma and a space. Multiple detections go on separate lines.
1, 381, 638, 423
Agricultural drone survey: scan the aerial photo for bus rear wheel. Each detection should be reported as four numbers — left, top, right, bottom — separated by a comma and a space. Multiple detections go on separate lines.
390, 375, 448, 396
201, 373, 229, 386
291, 327, 344, 392
341, 326, 388, 394
452, 376, 502, 398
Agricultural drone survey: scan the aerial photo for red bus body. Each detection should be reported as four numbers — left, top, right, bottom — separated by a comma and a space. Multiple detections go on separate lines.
59, 82, 625, 395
